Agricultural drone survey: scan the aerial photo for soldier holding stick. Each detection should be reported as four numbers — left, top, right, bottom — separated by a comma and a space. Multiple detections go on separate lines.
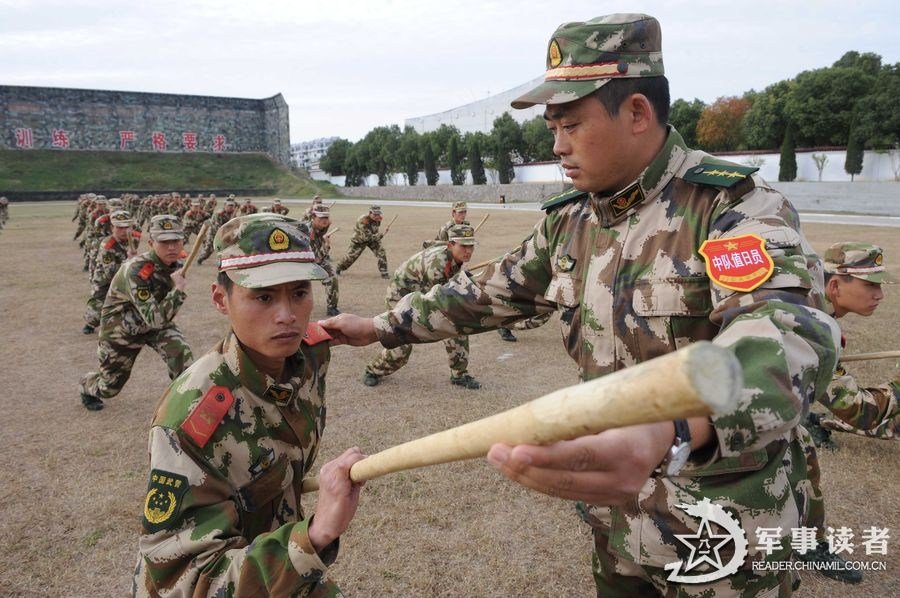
323, 13, 840, 595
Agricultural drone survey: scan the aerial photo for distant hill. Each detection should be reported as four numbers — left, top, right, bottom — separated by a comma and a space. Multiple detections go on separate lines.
0, 150, 335, 198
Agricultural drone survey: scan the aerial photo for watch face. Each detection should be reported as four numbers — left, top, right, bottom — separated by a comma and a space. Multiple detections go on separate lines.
665, 444, 691, 476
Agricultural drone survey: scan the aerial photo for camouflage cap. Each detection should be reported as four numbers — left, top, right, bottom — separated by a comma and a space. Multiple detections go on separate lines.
312, 205, 330, 218
511, 13, 664, 109
109, 209, 133, 228
215, 214, 327, 288
273, 198, 282, 204
452, 201, 468, 212
447, 223, 477, 246
108, 197, 124, 208
224, 199, 237, 207
824, 242, 894, 284
149, 214, 184, 241
369, 205, 382, 216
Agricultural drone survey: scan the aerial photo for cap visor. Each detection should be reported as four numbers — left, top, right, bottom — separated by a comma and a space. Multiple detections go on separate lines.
225, 261, 328, 288
852, 271, 894, 284
511, 79, 610, 109
153, 232, 184, 241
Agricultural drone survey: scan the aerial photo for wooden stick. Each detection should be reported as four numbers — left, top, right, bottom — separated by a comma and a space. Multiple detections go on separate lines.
181, 222, 209, 276
380, 214, 399, 236
840, 350, 900, 363
467, 256, 501, 272
301, 341, 741, 493
329, 201, 336, 208
474, 213, 490, 234
324, 226, 341, 239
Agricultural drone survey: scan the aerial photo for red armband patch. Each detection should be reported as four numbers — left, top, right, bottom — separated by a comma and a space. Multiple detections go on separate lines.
132, 230, 142, 239
699, 234, 774, 292
138, 262, 154, 280
103, 238, 116, 250
180, 386, 234, 448
303, 322, 333, 345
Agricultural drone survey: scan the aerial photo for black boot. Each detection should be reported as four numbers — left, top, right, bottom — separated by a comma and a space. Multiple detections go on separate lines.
81, 393, 104, 411
498, 327, 517, 342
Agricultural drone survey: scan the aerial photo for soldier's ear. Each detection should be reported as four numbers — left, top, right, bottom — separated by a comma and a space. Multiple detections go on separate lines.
211, 283, 230, 315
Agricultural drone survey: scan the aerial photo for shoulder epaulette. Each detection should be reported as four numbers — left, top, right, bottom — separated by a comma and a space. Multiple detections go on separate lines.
103, 238, 116, 250
682, 159, 758, 189
132, 230, 142, 238
180, 386, 234, 448
541, 187, 589, 212
138, 262, 154, 280
303, 322, 333, 345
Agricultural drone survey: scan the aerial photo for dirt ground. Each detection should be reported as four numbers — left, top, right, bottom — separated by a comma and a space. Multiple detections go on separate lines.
0, 200, 896, 597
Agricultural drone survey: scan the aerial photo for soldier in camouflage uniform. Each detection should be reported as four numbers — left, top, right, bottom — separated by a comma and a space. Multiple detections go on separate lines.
270, 198, 290, 215
133, 213, 365, 596
196, 198, 237, 264
432, 200, 470, 244
180, 198, 206, 242
79, 215, 193, 411
335, 205, 389, 278
0, 196, 8, 230
307, 204, 341, 316
363, 224, 481, 390
816, 242, 898, 437
238, 197, 258, 215
324, 14, 841, 596
83, 199, 113, 274
303, 195, 323, 222
82, 210, 137, 334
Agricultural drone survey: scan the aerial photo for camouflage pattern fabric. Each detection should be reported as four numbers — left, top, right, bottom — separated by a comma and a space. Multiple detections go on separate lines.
80, 250, 192, 399
309, 223, 339, 312
83, 235, 130, 328
335, 215, 388, 275
83, 210, 111, 273
819, 366, 899, 439
436, 218, 469, 242
366, 244, 471, 379
132, 331, 342, 596
197, 208, 235, 261
180, 207, 206, 241
373, 126, 841, 592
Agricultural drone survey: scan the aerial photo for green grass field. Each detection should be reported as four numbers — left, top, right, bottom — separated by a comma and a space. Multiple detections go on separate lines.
0, 149, 334, 196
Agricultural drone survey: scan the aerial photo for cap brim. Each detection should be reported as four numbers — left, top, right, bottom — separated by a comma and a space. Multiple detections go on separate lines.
511, 79, 611, 109
152, 232, 184, 241
851, 271, 894, 284
225, 261, 328, 288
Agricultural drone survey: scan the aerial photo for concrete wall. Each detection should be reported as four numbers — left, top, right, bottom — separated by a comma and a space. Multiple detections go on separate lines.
1, 85, 291, 165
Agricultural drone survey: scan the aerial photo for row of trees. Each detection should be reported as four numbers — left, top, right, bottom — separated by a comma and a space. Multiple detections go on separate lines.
319, 113, 556, 187
322, 51, 897, 185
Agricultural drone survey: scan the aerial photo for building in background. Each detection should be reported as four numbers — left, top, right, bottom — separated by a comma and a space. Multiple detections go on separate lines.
291, 136, 339, 169
404, 76, 544, 135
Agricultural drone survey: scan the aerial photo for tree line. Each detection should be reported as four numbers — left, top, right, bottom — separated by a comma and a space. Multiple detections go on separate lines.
321, 51, 897, 185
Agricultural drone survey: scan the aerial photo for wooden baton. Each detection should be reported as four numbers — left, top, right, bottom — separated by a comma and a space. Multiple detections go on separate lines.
180, 222, 209, 277
380, 214, 399, 236
301, 341, 742, 493
840, 350, 900, 363
473, 213, 490, 234
324, 226, 341, 239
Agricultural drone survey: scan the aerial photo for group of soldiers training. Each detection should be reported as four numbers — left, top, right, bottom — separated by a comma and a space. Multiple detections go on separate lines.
56, 12, 898, 593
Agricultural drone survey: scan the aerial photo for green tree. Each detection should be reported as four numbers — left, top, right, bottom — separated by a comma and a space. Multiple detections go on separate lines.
489, 112, 523, 183
833, 50, 882, 75
359, 125, 402, 186
779, 125, 797, 182
467, 135, 487, 185
845, 113, 864, 181
786, 67, 874, 146
319, 138, 352, 176
423, 139, 439, 186
668, 98, 705, 147
344, 145, 366, 187
399, 126, 420, 186
857, 63, 900, 149
448, 135, 465, 185
428, 124, 461, 167
496, 149, 514, 184
695, 96, 751, 151
743, 81, 792, 150
521, 115, 554, 162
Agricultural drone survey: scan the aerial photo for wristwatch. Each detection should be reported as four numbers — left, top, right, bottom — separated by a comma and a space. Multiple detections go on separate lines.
659, 419, 692, 477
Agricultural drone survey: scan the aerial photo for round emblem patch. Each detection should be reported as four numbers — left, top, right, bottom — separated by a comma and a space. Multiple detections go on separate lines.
268, 228, 290, 251
875, 254, 883, 266
136, 287, 151, 301
548, 39, 562, 68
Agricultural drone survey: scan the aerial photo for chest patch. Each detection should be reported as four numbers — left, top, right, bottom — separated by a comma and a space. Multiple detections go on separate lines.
699, 234, 774, 292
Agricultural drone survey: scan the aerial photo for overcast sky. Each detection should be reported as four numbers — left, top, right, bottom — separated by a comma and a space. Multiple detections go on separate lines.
2, 0, 897, 143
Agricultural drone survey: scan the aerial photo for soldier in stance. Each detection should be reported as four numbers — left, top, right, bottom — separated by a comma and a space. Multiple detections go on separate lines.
82, 210, 137, 334
79, 215, 192, 411
132, 213, 365, 596
0, 196, 8, 230
307, 204, 341, 316
335, 204, 389, 278
196, 197, 236, 264
270, 197, 290, 215
180, 198, 206, 242
323, 14, 841, 595
363, 224, 481, 390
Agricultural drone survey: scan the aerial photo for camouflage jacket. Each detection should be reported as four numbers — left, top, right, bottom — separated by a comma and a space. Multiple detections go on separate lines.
386, 244, 463, 308
818, 303, 899, 438
209, 209, 235, 233
91, 235, 131, 290
133, 330, 340, 597
436, 219, 469, 242
181, 209, 206, 237
101, 251, 185, 338
309, 224, 332, 264
350, 215, 381, 244
374, 127, 840, 568
88, 212, 112, 241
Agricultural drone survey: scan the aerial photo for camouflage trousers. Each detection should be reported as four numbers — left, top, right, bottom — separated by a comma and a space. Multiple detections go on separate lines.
589, 525, 798, 597
83, 283, 110, 328
366, 336, 469, 379
196, 224, 221, 262
798, 425, 826, 542
336, 239, 388, 275
822, 414, 898, 438
319, 259, 339, 311
511, 312, 553, 330
80, 326, 193, 399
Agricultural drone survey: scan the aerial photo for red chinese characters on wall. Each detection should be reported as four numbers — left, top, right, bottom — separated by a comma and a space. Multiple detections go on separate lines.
120, 130, 135, 150
151, 131, 167, 151
51, 129, 71, 149
182, 132, 198, 151
212, 134, 226, 152
15, 128, 34, 148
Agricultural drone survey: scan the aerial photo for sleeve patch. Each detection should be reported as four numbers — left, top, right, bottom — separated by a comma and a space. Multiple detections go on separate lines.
699, 233, 774, 292
303, 322, 333, 345
180, 386, 234, 448
143, 469, 189, 533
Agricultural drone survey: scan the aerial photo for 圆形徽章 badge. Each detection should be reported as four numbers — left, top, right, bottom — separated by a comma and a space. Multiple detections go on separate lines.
699, 234, 774, 292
